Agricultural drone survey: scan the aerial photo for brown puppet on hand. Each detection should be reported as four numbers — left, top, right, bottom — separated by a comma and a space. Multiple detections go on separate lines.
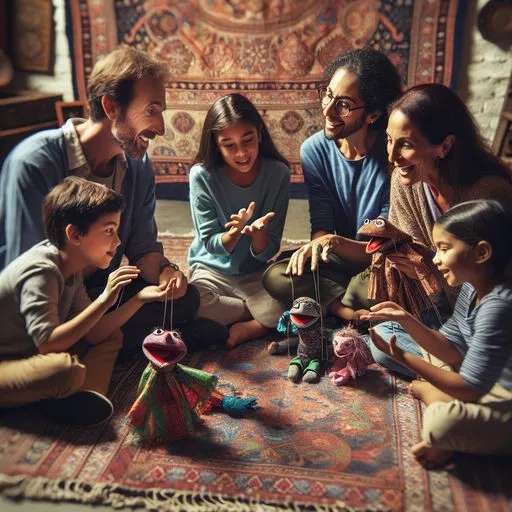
357, 217, 442, 319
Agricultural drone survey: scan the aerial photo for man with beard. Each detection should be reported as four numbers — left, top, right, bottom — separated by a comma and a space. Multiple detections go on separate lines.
0, 47, 228, 355
262, 49, 402, 321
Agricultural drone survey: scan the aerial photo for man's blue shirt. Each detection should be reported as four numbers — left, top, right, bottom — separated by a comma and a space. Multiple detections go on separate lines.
300, 130, 390, 240
0, 123, 163, 286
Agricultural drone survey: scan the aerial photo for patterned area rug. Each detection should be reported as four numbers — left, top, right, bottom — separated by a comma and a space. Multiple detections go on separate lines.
66, 0, 466, 192
1, 347, 511, 510
1, 236, 510, 510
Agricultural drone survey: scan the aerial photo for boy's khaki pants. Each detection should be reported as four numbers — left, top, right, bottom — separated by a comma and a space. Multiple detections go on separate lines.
0, 330, 122, 408
421, 351, 512, 454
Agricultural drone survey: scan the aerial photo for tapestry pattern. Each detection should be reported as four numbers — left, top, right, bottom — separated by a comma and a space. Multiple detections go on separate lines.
68, 0, 463, 185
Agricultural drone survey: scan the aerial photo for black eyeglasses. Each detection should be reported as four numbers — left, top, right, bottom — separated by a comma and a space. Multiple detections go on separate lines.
317, 87, 367, 118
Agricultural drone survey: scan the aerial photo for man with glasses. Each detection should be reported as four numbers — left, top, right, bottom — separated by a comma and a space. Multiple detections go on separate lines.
263, 48, 402, 325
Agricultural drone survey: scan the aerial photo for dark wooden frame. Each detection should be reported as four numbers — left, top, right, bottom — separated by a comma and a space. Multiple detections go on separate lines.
55, 101, 86, 126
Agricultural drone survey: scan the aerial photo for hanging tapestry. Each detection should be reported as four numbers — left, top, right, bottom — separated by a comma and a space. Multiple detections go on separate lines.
67, 0, 466, 197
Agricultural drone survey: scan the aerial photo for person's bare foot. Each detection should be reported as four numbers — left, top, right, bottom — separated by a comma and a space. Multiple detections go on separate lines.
226, 320, 269, 349
411, 440, 453, 469
409, 380, 453, 405
267, 341, 280, 354
409, 380, 431, 402
267, 336, 299, 355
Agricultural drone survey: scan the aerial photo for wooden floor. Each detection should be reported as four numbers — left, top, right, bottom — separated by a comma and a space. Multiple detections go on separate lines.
155, 198, 310, 240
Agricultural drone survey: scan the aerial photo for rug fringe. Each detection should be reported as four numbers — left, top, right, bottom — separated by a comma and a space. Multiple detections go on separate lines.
0, 473, 381, 511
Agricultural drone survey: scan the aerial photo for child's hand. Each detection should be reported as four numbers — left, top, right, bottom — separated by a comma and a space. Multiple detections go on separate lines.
137, 281, 173, 303
159, 269, 188, 300
352, 309, 371, 325
388, 334, 403, 359
224, 202, 256, 234
165, 270, 188, 300
369, 328, 403, 361
386, 253, 418, 280
360, 301, 408, 322
99, 266, 140, 306
241, 211, 275, 236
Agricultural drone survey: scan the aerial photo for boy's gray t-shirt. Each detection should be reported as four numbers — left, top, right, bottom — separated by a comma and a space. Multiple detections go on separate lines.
0, 240, 91, 358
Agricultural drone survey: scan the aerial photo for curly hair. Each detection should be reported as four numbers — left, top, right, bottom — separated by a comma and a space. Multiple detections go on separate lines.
325, 48, 403, 130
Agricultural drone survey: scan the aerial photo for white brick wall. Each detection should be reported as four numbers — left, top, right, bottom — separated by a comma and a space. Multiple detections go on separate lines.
14, 0, 74, 100
461, 0, 512, 142
22, 0, 512, 142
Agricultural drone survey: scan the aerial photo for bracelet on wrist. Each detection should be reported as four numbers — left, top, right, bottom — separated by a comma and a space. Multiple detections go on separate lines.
159, 261, 179, 274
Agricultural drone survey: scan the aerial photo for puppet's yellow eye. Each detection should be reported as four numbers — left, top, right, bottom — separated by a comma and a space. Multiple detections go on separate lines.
375, 219, 385, 228
364, 219, 370, 225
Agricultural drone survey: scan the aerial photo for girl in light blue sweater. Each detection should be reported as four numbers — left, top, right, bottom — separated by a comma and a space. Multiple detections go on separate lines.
188, 94, 290, 348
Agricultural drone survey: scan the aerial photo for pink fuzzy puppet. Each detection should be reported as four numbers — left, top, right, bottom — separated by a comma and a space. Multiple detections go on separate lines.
328, 326, 374, 385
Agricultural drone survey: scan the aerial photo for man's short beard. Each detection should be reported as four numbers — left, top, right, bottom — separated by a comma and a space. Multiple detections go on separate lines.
112, 120, 144, 159
113, 132, 141, 159
323, 111, 367, 141
323, 126, 342, 141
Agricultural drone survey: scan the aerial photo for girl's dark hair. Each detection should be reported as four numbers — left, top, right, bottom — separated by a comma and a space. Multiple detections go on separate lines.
43, 176, 125, 249
325, 48, 402, 131
436, 200, 512, 277
193, 93, 288, 170
389, 83, 511, 187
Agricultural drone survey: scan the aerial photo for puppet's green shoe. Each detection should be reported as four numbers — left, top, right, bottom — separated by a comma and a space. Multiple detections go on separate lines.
303, 359, 322, 384
288, 356, 307, 383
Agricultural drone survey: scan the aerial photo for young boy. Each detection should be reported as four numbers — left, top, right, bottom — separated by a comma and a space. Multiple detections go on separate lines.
0, 176, 172, 426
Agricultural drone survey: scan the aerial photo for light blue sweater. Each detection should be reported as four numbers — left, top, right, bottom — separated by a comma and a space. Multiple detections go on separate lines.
188, 158, 290, 276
